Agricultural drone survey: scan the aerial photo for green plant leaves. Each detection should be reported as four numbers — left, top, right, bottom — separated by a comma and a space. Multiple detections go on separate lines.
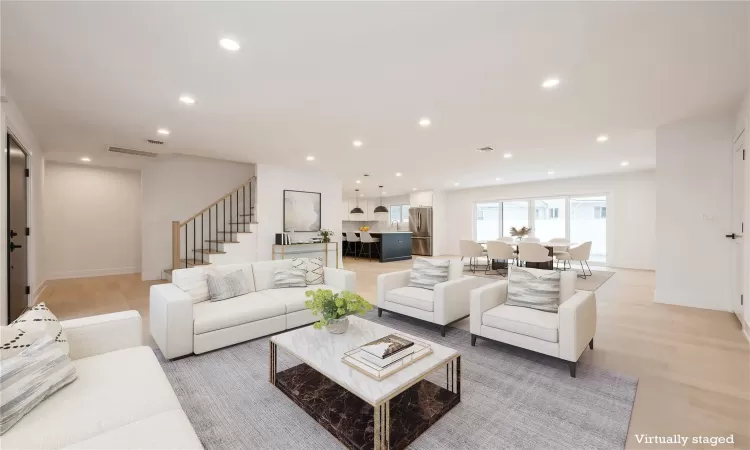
303, 288, 372, 330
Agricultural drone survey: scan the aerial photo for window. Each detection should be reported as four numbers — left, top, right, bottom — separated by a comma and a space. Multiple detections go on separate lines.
594, 206, 607, 219
571, 196, 607, 262
535, 208, 544, 220
502, 201, 530, 237
476, 202, 500, 241
389, 204, 410, 223
550, 208, 559, 219
533, 198, 565, 241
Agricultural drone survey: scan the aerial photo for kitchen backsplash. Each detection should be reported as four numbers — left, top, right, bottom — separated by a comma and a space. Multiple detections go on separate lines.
342, 220, 401, 232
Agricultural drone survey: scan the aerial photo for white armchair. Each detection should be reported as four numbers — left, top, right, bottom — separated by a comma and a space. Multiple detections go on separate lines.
469, 269, 596, 377
376, 261, 490, 336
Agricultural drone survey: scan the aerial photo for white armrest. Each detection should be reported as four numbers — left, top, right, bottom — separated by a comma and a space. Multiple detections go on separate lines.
558, 290, 597, 362
61, 311, 142, 360
150, 283, 194, 359
323, 267, 356, 292
376, 270, 411, 307
470, 280, 508, 335
433, 276, 488, 325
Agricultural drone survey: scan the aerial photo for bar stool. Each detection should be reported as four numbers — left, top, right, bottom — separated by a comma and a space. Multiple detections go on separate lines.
358, 232, 381, 260
345, 232, 360, 258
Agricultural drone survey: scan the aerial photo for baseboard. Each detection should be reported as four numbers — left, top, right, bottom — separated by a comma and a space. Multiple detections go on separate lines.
46, 267, 140, 280
653, 288, 733, 313
743, 321, 750, 344
32, 281, 48, 305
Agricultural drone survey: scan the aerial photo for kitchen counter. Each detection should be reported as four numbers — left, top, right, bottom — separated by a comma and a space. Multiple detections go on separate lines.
343, 232, 412, 262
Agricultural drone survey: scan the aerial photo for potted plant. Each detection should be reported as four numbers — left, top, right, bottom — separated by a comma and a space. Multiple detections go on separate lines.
304, 289, 372, 334
319, 229, 334, 243
509, 226, 532, 241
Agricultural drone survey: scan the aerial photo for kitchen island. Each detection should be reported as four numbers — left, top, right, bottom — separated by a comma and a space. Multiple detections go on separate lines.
344, 232, 412, 262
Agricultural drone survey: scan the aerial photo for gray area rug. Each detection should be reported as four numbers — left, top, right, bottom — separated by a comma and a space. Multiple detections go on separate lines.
158, 312, 636, 450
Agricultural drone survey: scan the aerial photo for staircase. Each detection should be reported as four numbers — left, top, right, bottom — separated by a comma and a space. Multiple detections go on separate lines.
164, 177, 257, 280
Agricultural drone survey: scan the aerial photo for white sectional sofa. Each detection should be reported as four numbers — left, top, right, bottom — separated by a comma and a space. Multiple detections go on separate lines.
3, 311, 202, 450
150, 259, 356, 359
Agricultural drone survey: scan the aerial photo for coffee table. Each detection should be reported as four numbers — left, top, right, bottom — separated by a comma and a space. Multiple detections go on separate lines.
269, 316, 460, 450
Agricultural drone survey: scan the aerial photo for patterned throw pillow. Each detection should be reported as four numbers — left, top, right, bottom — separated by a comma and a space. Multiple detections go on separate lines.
1, 303, 68, 360
206, 269, 251, 301
0, 333, 77, 435
273, 268, 307, 288
408, 258, 450, 290
506, 266, 561, 312
306, 257, 324, 285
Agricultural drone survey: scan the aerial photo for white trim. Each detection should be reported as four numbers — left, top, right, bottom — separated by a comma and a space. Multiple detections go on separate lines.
46, 267, 140, 280
32, 280, 48, 305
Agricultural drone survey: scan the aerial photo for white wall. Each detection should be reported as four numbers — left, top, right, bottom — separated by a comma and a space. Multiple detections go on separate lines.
655, 112, 735, 311
141, 155, 254, 280
44, 162, 141, 279
442, 170, 657, 270
256, 164, 342, 265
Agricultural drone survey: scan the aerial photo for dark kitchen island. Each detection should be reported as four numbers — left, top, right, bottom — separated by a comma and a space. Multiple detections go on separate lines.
344, 232, 412, 262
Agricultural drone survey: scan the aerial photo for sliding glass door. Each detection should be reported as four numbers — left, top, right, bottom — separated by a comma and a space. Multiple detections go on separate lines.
533, 198, 566, 242
502, 201, 529, 237
570, 196, 607, 262
476, 202, 500, 241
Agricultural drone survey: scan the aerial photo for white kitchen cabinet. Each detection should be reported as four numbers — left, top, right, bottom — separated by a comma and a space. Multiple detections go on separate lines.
341, 200, 352, 221
410, 191, 433, 207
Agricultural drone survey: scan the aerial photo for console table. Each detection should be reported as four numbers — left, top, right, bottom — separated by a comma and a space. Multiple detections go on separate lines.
271, 242, 339, 268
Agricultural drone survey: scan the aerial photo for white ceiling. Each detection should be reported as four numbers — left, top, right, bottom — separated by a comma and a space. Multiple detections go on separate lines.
2, 1, 747, 198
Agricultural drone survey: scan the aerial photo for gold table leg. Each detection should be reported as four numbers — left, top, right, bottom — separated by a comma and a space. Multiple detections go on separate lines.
269, 341, 277, 385
373, 399, 390, 450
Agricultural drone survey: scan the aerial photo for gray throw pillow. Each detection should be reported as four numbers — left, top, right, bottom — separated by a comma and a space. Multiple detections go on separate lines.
273, 267, 307, 288
0, 333, 77, 435
506, 266, 561, 312
206, 269, 251, 301
408, 258, 450, 290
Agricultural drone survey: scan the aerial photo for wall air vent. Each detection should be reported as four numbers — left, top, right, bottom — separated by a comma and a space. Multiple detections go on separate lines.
476, 146, 494, 153
107, 146, 158, 158
146, 139, 164, 145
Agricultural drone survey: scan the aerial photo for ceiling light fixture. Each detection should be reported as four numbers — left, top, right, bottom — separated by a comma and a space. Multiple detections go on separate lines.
219, 38, 240, 52
157, 128, 170, 136
419, 117, 431, 127
395, 172, 402, 177
350, 189, 364, 215
413, 188, 418, 191
503, 153, 513, 159
495, 177, 503, 181
352, 140, 363, 148
179, 95, 196, 105
374, 186, 389, 214
355, 180, 361, 184
548, 171, 555, 175
306, 155, 315, 161
620, 161, 630, 167
454, 182, 460, 186
80, 157, 91, 162
597, 135, 609, 143
542, 78, 560, 88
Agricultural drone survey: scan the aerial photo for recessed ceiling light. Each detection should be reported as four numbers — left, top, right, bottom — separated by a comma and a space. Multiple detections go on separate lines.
503, 153, 513, 159
179, 95, 196, 105
352, 140, 363, 148
355, 180, 361, 184
419, 117, 431, 127
157, 128, 170, 136
219, 38, 240, 52
548, 171, 555, 175
495, 177, 503, 181
395, 172, 402, 177
360, 194, 364, 197
454, 182, 460, 186
382, 192, 387, 195
542, 78, 560, 88
413, 188, 418, 191
306, 155, 315, 161
596, 135, 609, 143
620, 161, 629, 167
80, 157, 91, 162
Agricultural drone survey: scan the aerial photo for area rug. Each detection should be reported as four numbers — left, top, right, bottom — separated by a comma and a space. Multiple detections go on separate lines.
465, 267, 615, 291
157, 316, 637, 450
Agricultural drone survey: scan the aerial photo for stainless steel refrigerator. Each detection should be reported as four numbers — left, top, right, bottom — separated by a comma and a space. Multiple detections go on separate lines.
409, 207, 433, 256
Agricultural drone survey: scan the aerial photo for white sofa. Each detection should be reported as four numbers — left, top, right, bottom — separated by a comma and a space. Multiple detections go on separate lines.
376, 260, 491, 336
150, 259, 356, 359
3, 311, 202, 450
470, 269, 597, 377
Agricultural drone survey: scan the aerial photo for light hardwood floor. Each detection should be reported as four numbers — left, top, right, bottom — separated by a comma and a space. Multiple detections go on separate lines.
38, 260, 749, 449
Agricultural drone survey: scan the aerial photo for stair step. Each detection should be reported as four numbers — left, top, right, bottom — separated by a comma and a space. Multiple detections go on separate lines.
205, 240, 240, 244
217, 230, 252, 234
228, 222, 253, 225
192, 249, 226, 254
181, 259, 211, 266
164, 269, 173, 274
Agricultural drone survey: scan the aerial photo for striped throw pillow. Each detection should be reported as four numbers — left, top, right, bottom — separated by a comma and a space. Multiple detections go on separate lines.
273, 268, 307, 288
0, 333, 77, 435
408, 258, 450, 290
506, 266, 561, 312
206, 269, 251, 301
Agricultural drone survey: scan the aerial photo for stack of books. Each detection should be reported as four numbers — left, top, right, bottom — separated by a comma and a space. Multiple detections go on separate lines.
358, 334, 415, 368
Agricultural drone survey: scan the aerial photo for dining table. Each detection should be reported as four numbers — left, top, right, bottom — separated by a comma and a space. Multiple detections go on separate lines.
477, 241, 573, 270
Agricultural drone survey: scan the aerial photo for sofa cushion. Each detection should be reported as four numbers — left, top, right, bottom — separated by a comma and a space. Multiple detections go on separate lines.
251, 260, 295, 291
482, 304, 559, 343
172, 267, 210, 303
1, 346, 182, 449
385, 286, 435, 312
262, 285, 342, 314
273, 267, 307, 288
193, 292, 286, 334
2, 303, 69, 359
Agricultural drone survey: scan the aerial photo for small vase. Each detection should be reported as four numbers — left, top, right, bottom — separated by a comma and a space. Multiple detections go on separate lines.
326, 317, 349, 334
322, 237, 330, 243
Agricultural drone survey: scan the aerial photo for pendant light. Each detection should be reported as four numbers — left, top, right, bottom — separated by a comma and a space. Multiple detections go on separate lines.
350, 189, 364, 215
374, 185, 388, 214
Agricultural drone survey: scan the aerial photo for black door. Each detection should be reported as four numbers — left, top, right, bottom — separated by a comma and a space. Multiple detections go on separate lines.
7, 133, 29, 323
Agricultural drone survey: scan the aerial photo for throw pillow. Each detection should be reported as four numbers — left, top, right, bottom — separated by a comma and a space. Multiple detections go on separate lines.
306, 257, 324, 285
506, 266, 561, 312
1, 303, 68, 360
0, 333, 77, 435
273, 267, 307, 288
408, 258, 450, 290
206, 269, 251, 301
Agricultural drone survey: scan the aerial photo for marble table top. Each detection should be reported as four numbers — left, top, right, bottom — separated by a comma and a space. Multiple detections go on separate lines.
270, 316, 458, 405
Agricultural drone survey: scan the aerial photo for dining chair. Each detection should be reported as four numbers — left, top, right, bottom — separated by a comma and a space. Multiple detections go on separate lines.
345, 232, 360, 258
517, 242, 552, 267
556, 241, 593, 278
459, 240, 487, 273
548, 237, 570, 256
485, 241, 515, 276
358, 232, 381, 260
497, 236, 516, 244
523, 236, 541, 243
